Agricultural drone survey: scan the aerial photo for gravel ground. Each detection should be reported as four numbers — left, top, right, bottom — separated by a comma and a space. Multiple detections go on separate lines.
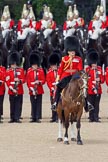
0, 83, 108, 162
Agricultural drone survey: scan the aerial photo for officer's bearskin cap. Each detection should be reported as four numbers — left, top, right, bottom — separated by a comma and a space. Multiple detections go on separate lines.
8, 51, 21, 66
29, 51, 41, 66
48, 53, 60, 66
64, 36, 80, 53
87, 48, 99, 65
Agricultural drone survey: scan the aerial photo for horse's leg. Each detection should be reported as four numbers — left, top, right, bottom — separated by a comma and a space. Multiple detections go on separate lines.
64, 116, 69, 145
57, 119, 63, 142
71, 122, 76, 141
76, 119, 83, 145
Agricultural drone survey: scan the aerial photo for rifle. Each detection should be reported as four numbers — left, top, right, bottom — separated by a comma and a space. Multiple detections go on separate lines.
14, 68, 19, 96
34, 70, 38, 99
92, 68, 100, 95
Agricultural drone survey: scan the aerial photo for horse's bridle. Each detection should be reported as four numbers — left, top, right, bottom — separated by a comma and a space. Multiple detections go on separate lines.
98, 30, 108, 54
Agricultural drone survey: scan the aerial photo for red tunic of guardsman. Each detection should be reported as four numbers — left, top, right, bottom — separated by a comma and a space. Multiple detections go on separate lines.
86, 49, 104, 122
105, 67, 108, 87
0, 65, 6, 122
46, 53, 60, 122
86, 66, 104, 95
26, 53, 45, 122
0, 66, 6, 95
46, 53, 60, 97
6, 67, 25, 95
26, 67, 45, 96
58, 55, 83, 80
5, 52, 25, 123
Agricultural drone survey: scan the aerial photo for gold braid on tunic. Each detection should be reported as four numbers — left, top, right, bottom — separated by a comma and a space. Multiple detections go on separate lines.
62, 56, 73, 71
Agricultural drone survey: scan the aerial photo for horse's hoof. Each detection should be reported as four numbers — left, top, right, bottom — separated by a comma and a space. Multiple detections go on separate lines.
77, 140, 83, 145
57, 138, 63, 142
64, 141, 69, 145
71, 138, 76, 142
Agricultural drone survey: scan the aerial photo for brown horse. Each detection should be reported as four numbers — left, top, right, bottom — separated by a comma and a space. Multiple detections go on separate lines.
56, 71, 88, 145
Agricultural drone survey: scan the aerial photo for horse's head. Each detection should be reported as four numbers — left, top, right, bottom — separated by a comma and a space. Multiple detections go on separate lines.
97, 29, 108, 54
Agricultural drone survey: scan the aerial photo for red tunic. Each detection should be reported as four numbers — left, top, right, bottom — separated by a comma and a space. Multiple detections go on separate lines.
6, 68, 25, 95
105, 16, 108, 27
46, 68, 58, 96
63, 20, 78, 30
86, 66, 104, 94
26, 67, 45, 95
105, 67, 108, 86
88, 19, 105, 32
58, 55, 83, 80
35, 19, 56, 31
0, 66, 6, 95
10, 19, 14, 29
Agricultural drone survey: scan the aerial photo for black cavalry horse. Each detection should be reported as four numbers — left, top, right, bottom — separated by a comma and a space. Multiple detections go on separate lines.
87, 28, 108, 68
97, 28, 108, 68
0, 31, 8, 67
22, 32, 37, 70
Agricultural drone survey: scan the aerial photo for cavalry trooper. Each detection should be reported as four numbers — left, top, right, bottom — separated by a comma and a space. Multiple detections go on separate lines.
17, 4, 30, 51
6, 52, 25, 123
73, 4, 85, 28
86, 49, 104, 122
0, 53, 6, 123
51, 36, 94, 111
46, 53, 60, 122
36, 6, 56, 39
63, 6, 78, 39
88, 6, 106, 41
0, 6, 14, 38
26, 52, 45, 123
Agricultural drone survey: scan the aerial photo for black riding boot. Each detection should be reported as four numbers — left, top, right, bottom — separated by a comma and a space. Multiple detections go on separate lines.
51, 87, 62, 111
84, 97, 94, 112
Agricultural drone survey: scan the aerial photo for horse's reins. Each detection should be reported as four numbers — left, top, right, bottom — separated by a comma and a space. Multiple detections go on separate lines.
61, 72, 87, 105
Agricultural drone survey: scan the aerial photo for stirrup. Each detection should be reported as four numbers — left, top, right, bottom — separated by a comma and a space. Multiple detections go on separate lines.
51, 102, 57, 111
88, 104, 94, 112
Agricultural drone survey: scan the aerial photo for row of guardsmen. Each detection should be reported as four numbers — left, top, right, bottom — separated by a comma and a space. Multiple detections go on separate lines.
0, 2, 108, 46
0, 36, 107, 123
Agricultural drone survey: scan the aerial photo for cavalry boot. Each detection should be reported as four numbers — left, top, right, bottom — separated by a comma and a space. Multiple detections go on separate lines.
51, 87, 62, 111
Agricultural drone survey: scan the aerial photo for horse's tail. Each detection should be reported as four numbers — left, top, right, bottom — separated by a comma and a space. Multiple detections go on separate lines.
61, 110, 65, 127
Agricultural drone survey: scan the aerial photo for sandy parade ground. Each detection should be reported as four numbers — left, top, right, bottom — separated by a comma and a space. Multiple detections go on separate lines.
0, 82, 108, 162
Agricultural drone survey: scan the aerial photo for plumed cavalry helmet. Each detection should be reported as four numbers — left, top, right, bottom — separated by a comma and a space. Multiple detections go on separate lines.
27, 0, 32, 5
64, 36, 80, 53
67, 5, 73, 19
87, 48, 99, 65
73, 4, 79, 16
48, 53, 60, 66
8, 52, 21, 66
29, 51, 41, 66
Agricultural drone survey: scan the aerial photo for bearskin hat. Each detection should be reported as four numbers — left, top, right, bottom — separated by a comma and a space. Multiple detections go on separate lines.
48, 53, 60, 66
8, 52, 21, 66
64, 36, 80, 53
87, 49, 99, 65
29, 51, 41, 66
